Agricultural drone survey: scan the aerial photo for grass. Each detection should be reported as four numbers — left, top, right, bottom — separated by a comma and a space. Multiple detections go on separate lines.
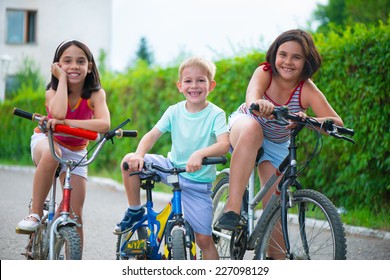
341, 208, 390, 231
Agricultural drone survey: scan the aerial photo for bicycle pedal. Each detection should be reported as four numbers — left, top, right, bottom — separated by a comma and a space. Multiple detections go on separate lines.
15, 227, 34, 235
124, 239, 147, 256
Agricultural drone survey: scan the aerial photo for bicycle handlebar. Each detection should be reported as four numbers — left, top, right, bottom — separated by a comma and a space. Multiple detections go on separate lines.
248, 104, 355, 143
13, 107, 138, 141
13, 107, 138, 167
124, 156, 228, 177
13, 107, 35, 120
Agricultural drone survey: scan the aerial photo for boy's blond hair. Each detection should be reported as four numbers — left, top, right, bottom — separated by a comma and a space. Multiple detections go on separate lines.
178, 57, 216, 82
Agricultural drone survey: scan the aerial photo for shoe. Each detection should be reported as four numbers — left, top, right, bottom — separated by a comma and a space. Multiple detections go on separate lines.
113, 208, 145, 234
16, 214, 41, 233
215, 211, 241, 231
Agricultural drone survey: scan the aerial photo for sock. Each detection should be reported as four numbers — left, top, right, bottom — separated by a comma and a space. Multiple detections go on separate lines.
127, 205, 142, 212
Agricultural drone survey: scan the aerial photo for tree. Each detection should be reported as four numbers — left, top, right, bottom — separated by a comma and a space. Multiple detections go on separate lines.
314, 0, 389, 33
135, 37, 154, 66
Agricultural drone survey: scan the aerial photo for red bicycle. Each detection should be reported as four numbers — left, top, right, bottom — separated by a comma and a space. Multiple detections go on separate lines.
13, 108, 137, 259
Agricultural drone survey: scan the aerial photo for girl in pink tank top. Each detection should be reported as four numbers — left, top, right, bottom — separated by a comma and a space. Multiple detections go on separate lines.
17, 40, 110, 253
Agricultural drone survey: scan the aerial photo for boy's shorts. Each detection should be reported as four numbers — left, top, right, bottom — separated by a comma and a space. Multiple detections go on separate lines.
30, 132, 88, 179
143, 154, 213, 236
228, 112, 289, 169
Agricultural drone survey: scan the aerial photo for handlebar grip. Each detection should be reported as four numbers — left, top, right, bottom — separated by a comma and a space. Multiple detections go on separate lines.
337, 126, 354, 136
55, 124, 100, 141
13, 108, 34, 121
249, 103, 259, 112
202, 156, 228, 165
121, 130, 138, 137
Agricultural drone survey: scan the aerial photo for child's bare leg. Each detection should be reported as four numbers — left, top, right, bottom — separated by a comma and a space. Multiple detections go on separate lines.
196, 233, 219, 260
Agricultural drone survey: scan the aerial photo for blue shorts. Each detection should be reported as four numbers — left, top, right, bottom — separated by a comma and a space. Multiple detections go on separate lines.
143, 154, 213, 236
228, 112, 289, 169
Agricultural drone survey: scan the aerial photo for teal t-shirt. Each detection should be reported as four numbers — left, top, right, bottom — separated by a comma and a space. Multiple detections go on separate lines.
155, 101, 228, 183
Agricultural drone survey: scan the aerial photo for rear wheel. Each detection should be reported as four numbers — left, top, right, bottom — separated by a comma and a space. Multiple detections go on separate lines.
211, 177, 232, 259
116, 226, 148, 260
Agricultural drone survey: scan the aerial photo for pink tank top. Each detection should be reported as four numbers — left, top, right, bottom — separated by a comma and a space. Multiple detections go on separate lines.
49, 98, 94, 150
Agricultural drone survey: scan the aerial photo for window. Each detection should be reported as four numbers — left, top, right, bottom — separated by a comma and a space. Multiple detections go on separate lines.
6, 9, 37, 44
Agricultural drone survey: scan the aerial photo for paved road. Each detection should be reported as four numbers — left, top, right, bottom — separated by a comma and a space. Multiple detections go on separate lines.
1, 166, 389, 260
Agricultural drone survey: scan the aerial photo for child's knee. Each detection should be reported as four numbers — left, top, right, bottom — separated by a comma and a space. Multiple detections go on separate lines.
195, 233, 213, 250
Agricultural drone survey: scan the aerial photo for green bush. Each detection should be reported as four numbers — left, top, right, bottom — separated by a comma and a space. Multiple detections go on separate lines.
1, 21, 388, 220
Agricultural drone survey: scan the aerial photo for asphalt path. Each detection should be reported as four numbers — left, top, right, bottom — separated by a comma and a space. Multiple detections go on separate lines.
1, 166, 389, 260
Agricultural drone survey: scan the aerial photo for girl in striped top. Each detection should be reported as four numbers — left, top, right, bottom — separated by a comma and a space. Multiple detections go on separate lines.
216, 30, 344, 252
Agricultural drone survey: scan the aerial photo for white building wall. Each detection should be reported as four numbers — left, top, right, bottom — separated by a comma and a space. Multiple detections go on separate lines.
0, 0, 112, 100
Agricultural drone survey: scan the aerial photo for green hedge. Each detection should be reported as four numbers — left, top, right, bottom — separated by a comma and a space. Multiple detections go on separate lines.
1, 21, 388, 216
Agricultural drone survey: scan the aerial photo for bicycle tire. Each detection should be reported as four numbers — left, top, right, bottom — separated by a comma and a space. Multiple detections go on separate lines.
211, 176, 232, 259
254, 189, 347, 260
171, 229, 186, 260
32, 225, 46, 259
116, 225, 148, 260
53, 226, 82, 260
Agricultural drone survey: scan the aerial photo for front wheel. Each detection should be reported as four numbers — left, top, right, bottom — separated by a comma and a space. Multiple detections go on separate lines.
254, 189, 347, 260
53, 226, 82, 260
170, 229, 186, 260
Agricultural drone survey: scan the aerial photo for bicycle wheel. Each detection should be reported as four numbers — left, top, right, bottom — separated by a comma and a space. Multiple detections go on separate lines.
53, 226, 82, 260
211, 176, 232, 259
23, 224, 47, 260
254, 189, 347, 260
116, 226, 148, 260
170, 229, 186, 260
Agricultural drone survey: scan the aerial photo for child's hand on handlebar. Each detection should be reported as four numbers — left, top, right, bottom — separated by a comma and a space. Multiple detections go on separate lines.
46, 118, 66, 131
186, 152, 203, 173
125, 154, 145, 172
250, 100, 274, 118
286, 111, 307, 129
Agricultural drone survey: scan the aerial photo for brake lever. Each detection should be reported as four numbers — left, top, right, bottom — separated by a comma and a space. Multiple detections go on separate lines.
329, 132, 355, 144
104, 118, 131, 140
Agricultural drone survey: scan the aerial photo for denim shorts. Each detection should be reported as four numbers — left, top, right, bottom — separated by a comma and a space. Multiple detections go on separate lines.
30, 132, 88, 179
228, 112, 289, 169
143, 154, 213, 236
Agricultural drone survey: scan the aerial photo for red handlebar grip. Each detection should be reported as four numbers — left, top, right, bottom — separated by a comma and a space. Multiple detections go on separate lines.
55, 124, 100, 141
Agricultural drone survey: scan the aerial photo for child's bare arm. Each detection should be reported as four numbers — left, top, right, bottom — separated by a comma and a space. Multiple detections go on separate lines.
186, 132, 229, 172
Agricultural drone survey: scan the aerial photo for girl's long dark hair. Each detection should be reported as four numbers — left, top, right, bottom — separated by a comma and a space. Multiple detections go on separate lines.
266, 29, 322, 81
46, 40, 101, 99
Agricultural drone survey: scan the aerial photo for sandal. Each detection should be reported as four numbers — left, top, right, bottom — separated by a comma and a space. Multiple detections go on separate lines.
16, 214, 41, 233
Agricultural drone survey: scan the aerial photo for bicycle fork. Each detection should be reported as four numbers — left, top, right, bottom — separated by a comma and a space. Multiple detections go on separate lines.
164, 180, 197, 260
48, 164, 80, 260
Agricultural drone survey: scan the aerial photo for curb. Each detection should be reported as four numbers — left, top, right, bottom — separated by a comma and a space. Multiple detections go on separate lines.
2, 164, 389, 240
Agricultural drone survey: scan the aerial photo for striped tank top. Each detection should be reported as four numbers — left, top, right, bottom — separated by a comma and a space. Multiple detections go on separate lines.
237, 65, 306, 143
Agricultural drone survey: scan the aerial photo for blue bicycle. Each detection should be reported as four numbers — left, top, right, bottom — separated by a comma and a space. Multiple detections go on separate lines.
115, 156, 227, 260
